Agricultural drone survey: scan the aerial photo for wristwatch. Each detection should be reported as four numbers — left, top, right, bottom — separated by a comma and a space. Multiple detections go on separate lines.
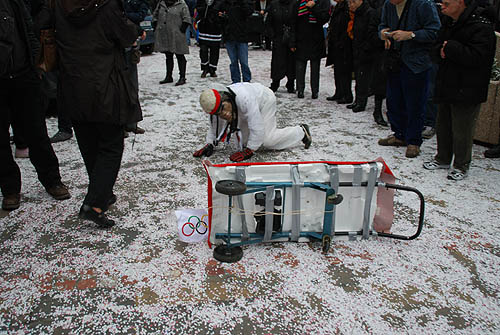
410, 32, 416, 39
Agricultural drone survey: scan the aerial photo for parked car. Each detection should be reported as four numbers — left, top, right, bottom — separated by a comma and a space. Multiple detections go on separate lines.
139, 10, 155, 54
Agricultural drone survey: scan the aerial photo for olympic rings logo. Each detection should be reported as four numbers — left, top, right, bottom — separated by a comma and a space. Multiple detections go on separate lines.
182, 215, 208, 236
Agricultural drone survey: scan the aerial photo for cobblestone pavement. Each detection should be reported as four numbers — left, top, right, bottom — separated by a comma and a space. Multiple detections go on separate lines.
1, 46, 499, 334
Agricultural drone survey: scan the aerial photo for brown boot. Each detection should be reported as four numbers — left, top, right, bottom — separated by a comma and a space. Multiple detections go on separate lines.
46, 182, 71, 200
2, 193, 20, 211
378, 135, 406, 147
405, 145, 421, 158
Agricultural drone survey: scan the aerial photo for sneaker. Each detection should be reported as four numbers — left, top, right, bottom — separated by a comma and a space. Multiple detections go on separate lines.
79, 205, 115, 228
50, 131, 73, 143
447, 168, 468, 181
484, 144, 500, 158
423, 159, 450, 170
15, 148, 29, 158
422, 126, 436, 139
378, 135, 406, 147
2, 193, 20, 211
201, 70, 209, 78
301, 124, 312, 149
405, 145, 421, 158
46, 182, 71, 200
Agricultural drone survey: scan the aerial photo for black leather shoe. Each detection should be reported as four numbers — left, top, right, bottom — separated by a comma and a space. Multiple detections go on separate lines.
175, 78, 186, 86
285, 82, 295, 93
326, 95, 341, 101
2, 193, 20, 211
373, 113, 388, 126
485, 145, 500, 158
352, 104, 366, 113
297, 91, 304, 99
159, 76, 173, 84
312, 93, 318, 99
79, 205, 115, 228
346, 102, 358, 109
337, 97, 353, 104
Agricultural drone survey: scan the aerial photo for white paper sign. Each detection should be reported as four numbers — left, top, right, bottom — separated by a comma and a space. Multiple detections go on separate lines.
175, 208, 209, 243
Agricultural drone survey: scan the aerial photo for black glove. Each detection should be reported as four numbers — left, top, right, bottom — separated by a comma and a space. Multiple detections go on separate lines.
193, 144, 214, 157
180, 22, 190, 33
229, 148, 254, 162
152, 21, 157, 30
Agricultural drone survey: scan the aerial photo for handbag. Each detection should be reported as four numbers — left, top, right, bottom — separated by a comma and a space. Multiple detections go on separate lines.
381, 0, 411, 74
37, 0, 57, 72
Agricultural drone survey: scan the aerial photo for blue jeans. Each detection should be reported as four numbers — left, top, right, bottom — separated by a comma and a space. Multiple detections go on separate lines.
386, 64, 430, 146
225, 41, 251, 83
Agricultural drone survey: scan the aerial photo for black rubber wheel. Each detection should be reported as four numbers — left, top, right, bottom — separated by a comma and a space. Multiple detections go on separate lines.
327, 194, 344, 205
215, 180, 247, 196
140, 44, 154, 55
213, 245, 243, 263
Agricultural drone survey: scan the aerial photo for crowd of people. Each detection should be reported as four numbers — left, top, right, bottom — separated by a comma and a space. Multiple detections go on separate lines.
1, 0, 499, 227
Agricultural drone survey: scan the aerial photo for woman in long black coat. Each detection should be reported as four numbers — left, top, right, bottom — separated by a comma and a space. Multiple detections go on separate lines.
325, 0, 353, 103
266, 0, 296, 93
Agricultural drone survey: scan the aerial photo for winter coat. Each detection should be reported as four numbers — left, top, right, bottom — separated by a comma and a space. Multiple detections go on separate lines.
289, 0, 331, 61
219, 0, 253, 42
325, 0, 352, 69
266, 0, 295, 80
124, 0, 150, 25
432, 2, 496, 105
196, 0, 223, 46
379, 0, 441, 74
153, 0, 191, 54
0, 0, 40, 78
368, 6, 387, 96
351, 1, 375, 67
206, 83, 303, 151
54, 0, 141, 125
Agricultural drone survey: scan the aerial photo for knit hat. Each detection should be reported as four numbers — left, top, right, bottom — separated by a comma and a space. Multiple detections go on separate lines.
199, 89, 222, 115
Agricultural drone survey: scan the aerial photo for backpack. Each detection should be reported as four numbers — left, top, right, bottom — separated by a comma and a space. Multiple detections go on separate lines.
0, 10, 15, 77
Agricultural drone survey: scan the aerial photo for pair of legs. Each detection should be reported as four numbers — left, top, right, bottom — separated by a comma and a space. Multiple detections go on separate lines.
0, 71, 64, 198
353, 62, 373, 108
296, 58, 320, 98
434, 103, 480, 172
199, 43, 220, 75
386, 64, 429, 147
160, 52, 187, 84
225, 41, 251, 83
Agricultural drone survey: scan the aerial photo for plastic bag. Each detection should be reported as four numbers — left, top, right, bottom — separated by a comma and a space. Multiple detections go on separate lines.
175, 208, 209, 243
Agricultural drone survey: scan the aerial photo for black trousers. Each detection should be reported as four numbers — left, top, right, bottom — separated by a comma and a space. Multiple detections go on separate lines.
354, 62, 373, 107
199, 43, 220, 72
296, 59, 320, 95
165, 52, 187, 78
0, 70, 62, 196
54, 71, 73, 134
73, 123, 124, 210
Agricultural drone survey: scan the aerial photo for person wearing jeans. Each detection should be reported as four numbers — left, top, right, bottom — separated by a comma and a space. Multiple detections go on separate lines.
219, 0, 253, 83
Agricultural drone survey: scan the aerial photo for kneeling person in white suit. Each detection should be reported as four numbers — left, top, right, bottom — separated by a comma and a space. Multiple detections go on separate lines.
194, 82, 312, 162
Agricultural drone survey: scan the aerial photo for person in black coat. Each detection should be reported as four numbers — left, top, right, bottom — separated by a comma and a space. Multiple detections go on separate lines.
50, 0, 140, 226
196, 0, 224, 77
289, 0, 331, 99
423, 0, 496, 180
0, 0, 70, 211
346, 0, 375, 112
325, 0, 353, 103
266, 0, 296, 92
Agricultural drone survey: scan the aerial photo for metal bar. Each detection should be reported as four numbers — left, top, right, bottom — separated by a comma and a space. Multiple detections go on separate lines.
263, 186, 275, 242
328, 165, 339, 236
362, 163, 378, 239
235, 167, 249, 241
226, 196, 233, 247
291, 165, 301, 242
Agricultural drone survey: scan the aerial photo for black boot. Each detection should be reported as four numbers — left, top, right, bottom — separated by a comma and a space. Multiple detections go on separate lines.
159, 56, 174, 84
485, 144, 500, 158
373, 96, 388, 126
79, 205, 115, 228
269, 80, 279, 92
285, 80, 295, 93
175, 55, 187, 86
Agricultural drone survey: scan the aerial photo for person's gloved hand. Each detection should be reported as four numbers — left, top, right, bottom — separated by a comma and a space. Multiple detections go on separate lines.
180, 22, 190, 33
193, 144, 214, 157
229, 148, 254, 162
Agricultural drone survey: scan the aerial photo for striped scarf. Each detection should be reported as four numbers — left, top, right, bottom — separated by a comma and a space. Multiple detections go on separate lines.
298, 0, 317, 23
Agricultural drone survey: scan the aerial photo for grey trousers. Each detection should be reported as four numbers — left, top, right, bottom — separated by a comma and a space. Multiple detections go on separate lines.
435, 103, 480, 172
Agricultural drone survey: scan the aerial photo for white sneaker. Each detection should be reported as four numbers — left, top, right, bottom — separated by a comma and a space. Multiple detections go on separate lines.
423, 159, 449, 170
422, 126, 436, 139
447, 168, 468, 181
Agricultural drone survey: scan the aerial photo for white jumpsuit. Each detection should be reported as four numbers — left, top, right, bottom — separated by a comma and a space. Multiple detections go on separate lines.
205, 82, 304, 151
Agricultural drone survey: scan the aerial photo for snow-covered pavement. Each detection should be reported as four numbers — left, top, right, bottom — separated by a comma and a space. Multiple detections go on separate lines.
1, 45, 499, 334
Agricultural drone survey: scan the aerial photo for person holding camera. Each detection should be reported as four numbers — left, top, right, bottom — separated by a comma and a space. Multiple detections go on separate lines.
377, 0, 440, 158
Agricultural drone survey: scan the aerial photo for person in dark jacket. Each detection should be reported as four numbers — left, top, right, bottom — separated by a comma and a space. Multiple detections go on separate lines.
346, 0, 375, 112
266, 0, 296, 92
423, 0, 496, 180
50, 0, 140, 227
124, 0, 149, 135
220, 0, 254, 83
325, 0, 353, 103
0, 0, 70, 211
196, 0, 223, 78
289, 0, 331, 99
367, 0, 388, 125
